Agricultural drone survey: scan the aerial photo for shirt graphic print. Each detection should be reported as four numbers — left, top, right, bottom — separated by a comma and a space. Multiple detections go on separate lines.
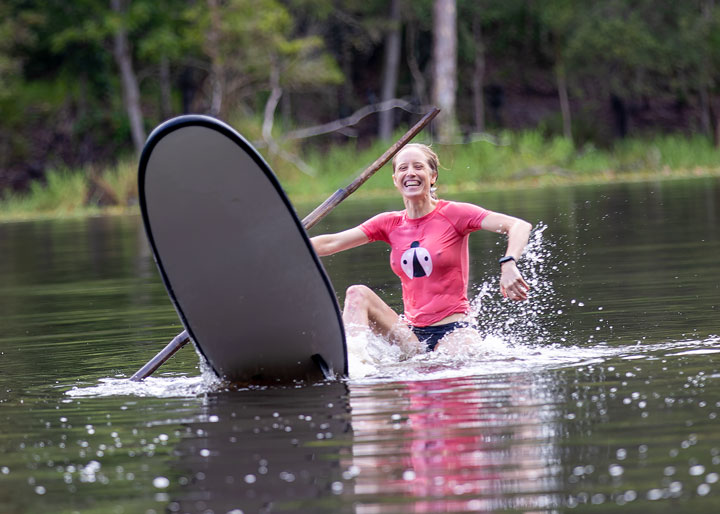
401, 241, 433, 279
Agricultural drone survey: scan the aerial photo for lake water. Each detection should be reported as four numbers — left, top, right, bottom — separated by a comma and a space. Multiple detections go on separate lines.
1, 178, 719, 513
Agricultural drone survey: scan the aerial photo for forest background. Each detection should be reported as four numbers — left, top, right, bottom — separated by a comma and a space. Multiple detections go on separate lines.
2, 0, 720, 218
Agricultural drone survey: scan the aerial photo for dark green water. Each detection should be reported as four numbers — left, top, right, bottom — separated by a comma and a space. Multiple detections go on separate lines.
1, 178, 719, 513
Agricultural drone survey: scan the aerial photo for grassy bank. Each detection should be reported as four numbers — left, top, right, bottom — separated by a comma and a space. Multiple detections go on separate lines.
2, 130, 720, 222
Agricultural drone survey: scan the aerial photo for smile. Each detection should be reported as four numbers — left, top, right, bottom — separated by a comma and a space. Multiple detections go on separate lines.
404, 180, 421, 187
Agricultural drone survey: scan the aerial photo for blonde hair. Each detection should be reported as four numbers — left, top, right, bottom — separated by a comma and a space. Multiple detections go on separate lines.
392, 143, 440, 199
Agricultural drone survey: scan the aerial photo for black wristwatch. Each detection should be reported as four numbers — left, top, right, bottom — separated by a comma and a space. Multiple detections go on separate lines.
498, 255, 516, 265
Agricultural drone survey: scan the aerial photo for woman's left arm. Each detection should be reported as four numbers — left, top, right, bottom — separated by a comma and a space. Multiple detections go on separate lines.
481, 212, 533, 301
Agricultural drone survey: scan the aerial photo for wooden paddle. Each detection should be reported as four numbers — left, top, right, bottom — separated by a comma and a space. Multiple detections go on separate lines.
129, 107, 440, 382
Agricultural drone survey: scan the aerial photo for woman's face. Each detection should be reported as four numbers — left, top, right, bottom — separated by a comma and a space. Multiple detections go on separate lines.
392, 147, 437, 200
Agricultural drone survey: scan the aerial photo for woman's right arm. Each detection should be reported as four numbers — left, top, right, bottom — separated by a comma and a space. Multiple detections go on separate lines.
311, 227, 370, 256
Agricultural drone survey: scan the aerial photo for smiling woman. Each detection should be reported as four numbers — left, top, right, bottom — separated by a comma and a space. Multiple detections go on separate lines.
311, 143, 533, 354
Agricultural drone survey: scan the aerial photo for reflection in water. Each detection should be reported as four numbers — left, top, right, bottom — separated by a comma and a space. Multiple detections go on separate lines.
169, 383, 353, 513
347, 375, 561, 512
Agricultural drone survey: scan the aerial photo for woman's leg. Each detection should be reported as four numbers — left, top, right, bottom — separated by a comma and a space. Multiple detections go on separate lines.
434, 325, 481, 352
343, 285, 418, 347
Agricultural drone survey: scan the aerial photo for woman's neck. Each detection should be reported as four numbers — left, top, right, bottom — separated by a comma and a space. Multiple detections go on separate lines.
403, 195, 438, 219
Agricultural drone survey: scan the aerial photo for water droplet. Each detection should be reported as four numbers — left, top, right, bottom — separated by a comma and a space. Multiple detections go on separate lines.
623, 490, 637, 502
698, 483, 711, 496
153, 476, 170, 489
690, 465, 706, 476
647, 489, 663, 500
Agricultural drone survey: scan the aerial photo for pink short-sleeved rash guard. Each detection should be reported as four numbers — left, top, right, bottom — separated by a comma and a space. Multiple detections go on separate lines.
359, 200, 491, 327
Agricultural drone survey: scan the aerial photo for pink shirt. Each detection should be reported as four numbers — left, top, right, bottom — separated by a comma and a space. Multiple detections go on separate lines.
359, 200, 491, 326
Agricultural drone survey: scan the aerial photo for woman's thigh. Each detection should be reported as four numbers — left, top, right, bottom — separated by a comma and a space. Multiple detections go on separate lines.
434, 325, 481, 352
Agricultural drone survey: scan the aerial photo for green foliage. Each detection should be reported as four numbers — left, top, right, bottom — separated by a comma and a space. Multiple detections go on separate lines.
5, 0, 720, 202
1, 168, 88, 217
2, 130, 720, 221
276, 129, 720, 202
102, 159, 139, 207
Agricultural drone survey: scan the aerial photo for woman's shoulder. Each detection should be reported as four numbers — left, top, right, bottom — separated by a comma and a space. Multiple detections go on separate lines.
361, 209, 404, 228
437, 199, 488, 214
359, 209, 405, 241
369, 209, 404, 221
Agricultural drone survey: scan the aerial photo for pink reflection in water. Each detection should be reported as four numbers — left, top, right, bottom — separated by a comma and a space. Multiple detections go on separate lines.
348, 375, 561, 512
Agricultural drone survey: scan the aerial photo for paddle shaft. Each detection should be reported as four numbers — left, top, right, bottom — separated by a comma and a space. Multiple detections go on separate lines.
130, 107, 439, 381
130, 330, 190, 381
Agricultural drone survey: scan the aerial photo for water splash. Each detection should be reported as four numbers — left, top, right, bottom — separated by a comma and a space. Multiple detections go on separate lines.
65, 369, 222, 398
470, 222, 560, 345
345, 222, 719, 383
66, 345, 223, 398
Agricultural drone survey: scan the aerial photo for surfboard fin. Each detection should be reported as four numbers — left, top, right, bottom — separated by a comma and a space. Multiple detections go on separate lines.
311, 353, 333, 380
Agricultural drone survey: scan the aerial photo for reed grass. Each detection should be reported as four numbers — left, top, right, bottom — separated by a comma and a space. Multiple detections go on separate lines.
1, 130, 719, 222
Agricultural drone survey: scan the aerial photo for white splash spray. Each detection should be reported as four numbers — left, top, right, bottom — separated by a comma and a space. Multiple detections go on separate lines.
346, 222, 593, 381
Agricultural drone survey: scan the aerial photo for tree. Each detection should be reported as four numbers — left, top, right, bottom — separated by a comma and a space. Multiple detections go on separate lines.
110, 0, 145, 153
536, 0, 581, 142
457, 0, 526, 133
433, 0, 458, 143
184, 0, 342, 118
378, 0, 402, 140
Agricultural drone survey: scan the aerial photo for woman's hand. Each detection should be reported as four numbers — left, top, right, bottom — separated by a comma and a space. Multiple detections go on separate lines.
500, 261, 530, 301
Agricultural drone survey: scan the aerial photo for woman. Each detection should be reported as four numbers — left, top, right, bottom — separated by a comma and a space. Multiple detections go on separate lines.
311, 143, 532, 353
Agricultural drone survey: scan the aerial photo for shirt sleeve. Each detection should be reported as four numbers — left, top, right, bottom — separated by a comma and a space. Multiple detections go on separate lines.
446, 201, 492, 235
359, 211, 395, 243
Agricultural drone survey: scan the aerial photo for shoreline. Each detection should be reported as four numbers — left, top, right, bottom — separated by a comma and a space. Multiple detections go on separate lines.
2, 167, 719, 224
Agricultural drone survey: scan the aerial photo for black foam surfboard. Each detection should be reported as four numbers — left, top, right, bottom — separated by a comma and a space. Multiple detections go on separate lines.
138, 115, 347, 384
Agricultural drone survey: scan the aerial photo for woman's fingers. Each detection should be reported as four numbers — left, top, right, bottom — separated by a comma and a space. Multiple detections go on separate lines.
501, 277, 530, 301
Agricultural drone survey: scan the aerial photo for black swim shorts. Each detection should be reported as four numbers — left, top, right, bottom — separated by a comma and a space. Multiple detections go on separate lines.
411, 321, 469, 352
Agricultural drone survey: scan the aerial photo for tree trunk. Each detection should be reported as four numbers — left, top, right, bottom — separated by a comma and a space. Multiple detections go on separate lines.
262, 57, 283, 146
206, 0, 223, 117
710, 95, 720, 148
700, 85, 712, 137
555, 52, 572, 141
378, 0, 402, 140
110, 0, 145, 154
406, 23, 428, 105
337, 28, 354, 118
159, 55, 172, 119
701, 0, 715, 143
432, 0, 458, 143
471, 17, 485, 133
610, 94, 628, 139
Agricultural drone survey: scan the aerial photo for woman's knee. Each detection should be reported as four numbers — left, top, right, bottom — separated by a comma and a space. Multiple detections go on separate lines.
344, 285, 372, 309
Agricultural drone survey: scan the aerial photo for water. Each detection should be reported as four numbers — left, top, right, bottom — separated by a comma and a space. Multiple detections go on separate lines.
1, 178, 719, 513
